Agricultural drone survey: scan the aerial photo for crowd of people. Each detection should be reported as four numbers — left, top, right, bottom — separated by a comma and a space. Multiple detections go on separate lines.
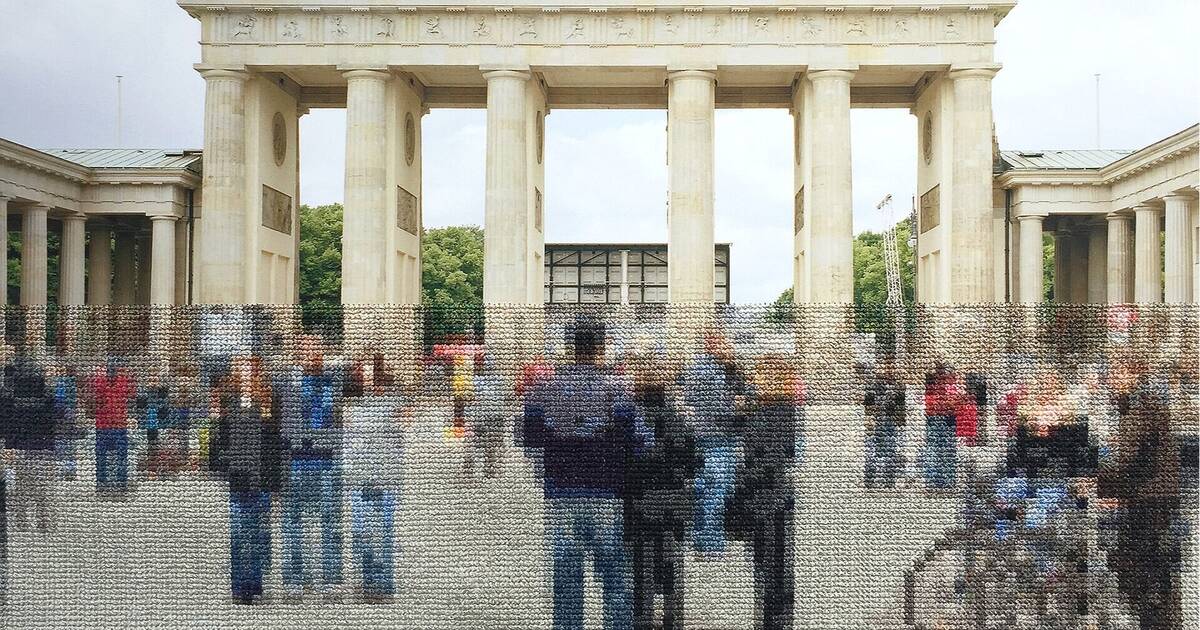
0, 306, 1192, 630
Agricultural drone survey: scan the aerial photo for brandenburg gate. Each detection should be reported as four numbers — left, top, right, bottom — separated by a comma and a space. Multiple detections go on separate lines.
180, 0, 1010, 305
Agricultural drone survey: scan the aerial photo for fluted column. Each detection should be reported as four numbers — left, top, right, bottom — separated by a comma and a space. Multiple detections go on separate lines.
949, 66, 1000, 302
1106, 213, 1134, 303
1053, 230, 1071, 303
59, 214, 87, 306
482, 68, 531, 304
1086, 223, 1107, 304
340, 69, 391, 304
20, 204, 48, 305
807, 68, 855, 302
1134, 204, 1162, 303
667, 69, 716, 302
1069, 231, 1089, 304
87, 224, 113, 305
113, 230, 137, 305
1164, 193, 1194, 303
197, 68, 248, 303
1016, 215, 1044, 302
0, 196, 9, 305
150, 215, 177, 305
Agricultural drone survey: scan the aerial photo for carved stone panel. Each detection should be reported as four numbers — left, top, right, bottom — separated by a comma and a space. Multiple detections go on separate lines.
919, 184, 940, 234
535, 187, 544, 232
794, 186, 805, 234
922, 111, 934, 166
272, 112, 287, 167
397, 185, 419, 235
404, 112, 416, 166
261, 185, 293, 235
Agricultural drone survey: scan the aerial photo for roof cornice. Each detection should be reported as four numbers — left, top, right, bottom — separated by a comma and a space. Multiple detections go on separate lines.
1098, 124, 1199, 184
0, 138, 92, 184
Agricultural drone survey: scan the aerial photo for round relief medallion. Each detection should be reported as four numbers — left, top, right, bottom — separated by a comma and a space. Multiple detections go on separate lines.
536, 111, 544, 165
404, 112, 416, 166
272, 112, 287, 167
922, 111, 933, 166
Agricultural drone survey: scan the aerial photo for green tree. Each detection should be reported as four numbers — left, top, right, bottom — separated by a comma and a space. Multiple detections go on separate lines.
298, 203, 344, 309
421, 225, 484, 341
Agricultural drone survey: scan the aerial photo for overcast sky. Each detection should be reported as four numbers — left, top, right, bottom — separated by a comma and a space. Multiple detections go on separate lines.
1, 0, 1196, 302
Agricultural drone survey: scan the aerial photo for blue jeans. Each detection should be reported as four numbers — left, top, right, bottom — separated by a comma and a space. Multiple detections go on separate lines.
693, 436, 737, 553
283, 458, 343, 587
229, 489, 271, 601
923, 418, 956, 489
548, 496, 632, 630
351, 484, 395, 596
95, 429, 128, 491
865, 420, 899, 488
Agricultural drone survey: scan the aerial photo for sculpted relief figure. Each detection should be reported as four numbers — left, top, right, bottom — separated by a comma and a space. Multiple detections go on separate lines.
944, 17, 960, 39
755, 16, 770, 32
426, 16, 442, 35
332, 16, 349, 38
663, 14, 678, 34
707, 17, 722, 36
282, 19, 301, 39
474, 17, 492, 38
799, 15, 821, 38
378, 17, 396, 38
233, 15, 256, 38
894, 18, 910, 38
519, 16, 537, 38
566, 17, 585, 39
846, 17, 866, 36
611, 17, 633, 38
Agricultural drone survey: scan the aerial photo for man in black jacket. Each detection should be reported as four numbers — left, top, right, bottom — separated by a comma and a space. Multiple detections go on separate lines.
1, 354, 59, 533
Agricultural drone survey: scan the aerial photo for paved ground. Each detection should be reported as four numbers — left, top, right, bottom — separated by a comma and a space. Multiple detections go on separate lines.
2, 403, 1194, 629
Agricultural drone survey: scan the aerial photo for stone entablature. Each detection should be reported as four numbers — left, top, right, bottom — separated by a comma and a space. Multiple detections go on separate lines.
185, 3, 1010, 51
997, 125, 1199, 218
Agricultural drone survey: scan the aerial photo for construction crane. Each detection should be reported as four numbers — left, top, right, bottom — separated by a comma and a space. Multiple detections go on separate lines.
876, 194, 903, 307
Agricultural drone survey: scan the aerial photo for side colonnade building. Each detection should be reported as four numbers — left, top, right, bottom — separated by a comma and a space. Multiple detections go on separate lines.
180, 0, 1015, 306
996, 124, 1199, 305
0, 140, 199, 308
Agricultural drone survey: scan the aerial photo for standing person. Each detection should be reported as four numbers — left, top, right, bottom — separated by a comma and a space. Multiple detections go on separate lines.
213, 356, 279, 605
1, 353, 60, 533
728, 355, 798, 630
522, 316, 651, 630
89, 359, 135, 495
277, 335, 346, 601
342, 353, 406, 602
465, 354, 513, 480
50, 363, 82, 481
137, 377, 171, 482
922, 362, 960, 490
678, 329, 746, 555
863, 352, 905, 489
1099, 363, 1183, 630
625, 352, 695, 630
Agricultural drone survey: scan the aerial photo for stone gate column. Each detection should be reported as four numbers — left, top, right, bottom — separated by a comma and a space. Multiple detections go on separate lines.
20, 204, 49, 306
1164, 193, 1194, 303
1106, 212, 1134, 303
59, 214, 87, 306
949, 66, 999, 302
135, 233, 151, 304
150, 215, 177, 305
807, 69, 854, 303
88, 224, 113, 305
197, 68, 249, 303
482, 68, 531, 304
1016, 214, 1044, 302
174, 219, 189, 305
1134, 203, 1162, 303
341, 68, 391, 304
667, 69, 716, 302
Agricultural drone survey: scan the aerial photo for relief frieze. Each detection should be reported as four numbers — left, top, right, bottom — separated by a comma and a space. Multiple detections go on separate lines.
206, 7, 994, 47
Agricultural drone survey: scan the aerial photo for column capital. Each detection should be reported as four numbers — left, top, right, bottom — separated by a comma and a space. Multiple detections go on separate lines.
195, 66, 249, 82
806, 67, 857, 82
1162, 192, 1197, 203
26, 203, 51, 213
667, 69, 717, 83
1014, 213, 1046, 222
339, 67, 392, 82
1133, 202, 1162, 214
60, 212, 87, 223
948, 65, 1002, 80
481, 67, 531, 81
148, 214, 179, 223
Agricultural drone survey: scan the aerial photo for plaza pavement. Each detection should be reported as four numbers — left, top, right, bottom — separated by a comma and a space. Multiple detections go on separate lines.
8, 401, 1187, 629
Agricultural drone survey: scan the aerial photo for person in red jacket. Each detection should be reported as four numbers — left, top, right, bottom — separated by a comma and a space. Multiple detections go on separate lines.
89, 359, 135, 494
